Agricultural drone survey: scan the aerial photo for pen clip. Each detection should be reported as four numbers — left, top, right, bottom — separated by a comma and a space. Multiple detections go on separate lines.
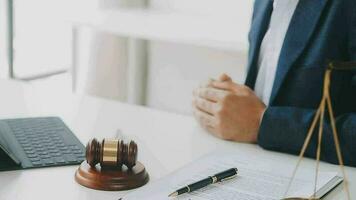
220, 174, 238, 182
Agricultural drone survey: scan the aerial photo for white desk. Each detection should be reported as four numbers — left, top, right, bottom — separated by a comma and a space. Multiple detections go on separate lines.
0, 79, 355, 200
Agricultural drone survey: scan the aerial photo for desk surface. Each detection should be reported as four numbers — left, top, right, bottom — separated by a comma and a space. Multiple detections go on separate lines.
0, 79, 355, 200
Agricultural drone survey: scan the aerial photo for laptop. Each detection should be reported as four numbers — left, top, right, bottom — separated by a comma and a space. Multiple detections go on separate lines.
0, 117, 85, 171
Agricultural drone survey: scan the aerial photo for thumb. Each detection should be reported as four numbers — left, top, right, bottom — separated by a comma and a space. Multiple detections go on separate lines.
218, 73, 232, 82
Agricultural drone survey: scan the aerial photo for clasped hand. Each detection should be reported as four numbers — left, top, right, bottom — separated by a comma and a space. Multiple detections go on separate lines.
192, 74, 266, 143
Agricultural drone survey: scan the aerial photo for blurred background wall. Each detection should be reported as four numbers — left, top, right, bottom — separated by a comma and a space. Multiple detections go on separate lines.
1, 0, 253, 114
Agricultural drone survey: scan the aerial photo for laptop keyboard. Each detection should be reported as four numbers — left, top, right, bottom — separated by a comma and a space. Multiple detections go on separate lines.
6, 117, 85, 167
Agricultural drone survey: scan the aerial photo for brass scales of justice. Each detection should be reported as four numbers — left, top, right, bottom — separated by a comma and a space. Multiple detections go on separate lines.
282, 61, 356, 200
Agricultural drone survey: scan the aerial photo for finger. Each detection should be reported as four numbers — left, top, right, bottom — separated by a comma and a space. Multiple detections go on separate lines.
204, 125, 217, 135
193, 108, 217, 127
193, 79, 214, 97
193, 96, 218, 115
192, 108, 221, 138
199, 78, 215, 88
197, 87, 228, 102
212, 81, 246, 94
201, 123, 223, 139
211, 80, 233, 91
218, 73, 232, 82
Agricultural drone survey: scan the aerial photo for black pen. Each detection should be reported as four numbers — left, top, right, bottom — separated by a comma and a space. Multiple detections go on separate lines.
168, 168, 238, 198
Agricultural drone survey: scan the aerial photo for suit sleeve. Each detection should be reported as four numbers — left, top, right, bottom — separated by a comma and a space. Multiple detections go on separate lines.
257, 106, 356, 166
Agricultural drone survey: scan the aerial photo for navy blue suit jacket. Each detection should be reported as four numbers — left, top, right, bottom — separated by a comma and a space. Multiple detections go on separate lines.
246, 0, 356, 166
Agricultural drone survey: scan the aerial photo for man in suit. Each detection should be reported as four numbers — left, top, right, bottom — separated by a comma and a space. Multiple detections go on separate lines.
192, 0, 356, 166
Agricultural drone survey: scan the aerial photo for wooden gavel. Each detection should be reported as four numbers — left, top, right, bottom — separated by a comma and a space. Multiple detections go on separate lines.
85, 138, 138, 169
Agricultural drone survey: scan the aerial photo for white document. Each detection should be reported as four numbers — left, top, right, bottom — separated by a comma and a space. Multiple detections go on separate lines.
122, 152, 342, 200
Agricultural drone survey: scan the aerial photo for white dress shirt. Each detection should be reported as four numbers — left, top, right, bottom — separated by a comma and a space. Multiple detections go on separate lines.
254, 0, 299, 105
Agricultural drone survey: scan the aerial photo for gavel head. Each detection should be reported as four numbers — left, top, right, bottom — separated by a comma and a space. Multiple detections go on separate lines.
85, 138, 138, 169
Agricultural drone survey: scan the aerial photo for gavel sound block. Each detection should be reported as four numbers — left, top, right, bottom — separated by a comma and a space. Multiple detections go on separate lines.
75, 138, 149, 191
